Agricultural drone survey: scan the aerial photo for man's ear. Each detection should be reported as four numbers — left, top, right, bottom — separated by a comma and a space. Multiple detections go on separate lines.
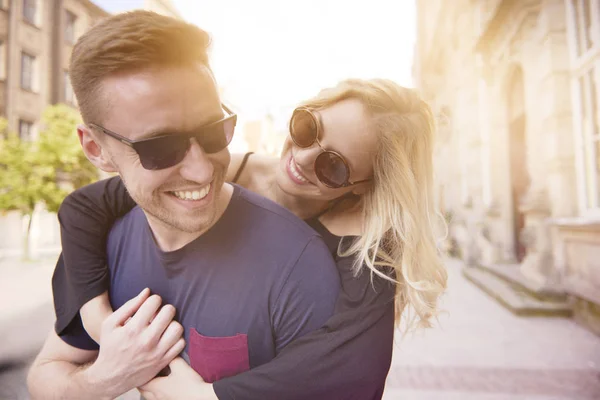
77, 124, 117, 173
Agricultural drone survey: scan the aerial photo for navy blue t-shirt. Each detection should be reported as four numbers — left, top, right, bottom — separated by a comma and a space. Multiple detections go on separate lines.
60, 184, 340, 381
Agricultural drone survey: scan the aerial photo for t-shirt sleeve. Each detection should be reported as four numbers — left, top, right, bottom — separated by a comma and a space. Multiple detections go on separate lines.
271, 236, 340, 353
212, 256, 396, 400
53, 175, 136, 335
58, 312, 100, 351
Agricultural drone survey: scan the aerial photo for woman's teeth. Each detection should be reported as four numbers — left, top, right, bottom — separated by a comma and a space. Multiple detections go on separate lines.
172, 184, 211, 200
289, 158, 308, 182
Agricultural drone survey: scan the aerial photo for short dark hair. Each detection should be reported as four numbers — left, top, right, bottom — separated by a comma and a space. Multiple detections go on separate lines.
70, 10, 212, 124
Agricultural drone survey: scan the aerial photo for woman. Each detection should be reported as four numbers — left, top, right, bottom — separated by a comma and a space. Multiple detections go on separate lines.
53, 78, 447, 399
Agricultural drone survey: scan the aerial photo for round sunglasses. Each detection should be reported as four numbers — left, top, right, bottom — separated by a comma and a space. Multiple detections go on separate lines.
90, 105, 237, 170
289, 107, 371, 188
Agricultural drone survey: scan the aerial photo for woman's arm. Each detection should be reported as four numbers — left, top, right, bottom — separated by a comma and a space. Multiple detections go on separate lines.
53, 176, 136, 336
212, 257, 396, 400
79, 291, 113, 343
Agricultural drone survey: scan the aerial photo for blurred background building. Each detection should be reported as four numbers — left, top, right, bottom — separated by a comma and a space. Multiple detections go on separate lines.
0, 0, 107, 258
0, 0, 178, 258
141, 0, 179, 18
0, 0, 107, 140
414, 0, 599, 335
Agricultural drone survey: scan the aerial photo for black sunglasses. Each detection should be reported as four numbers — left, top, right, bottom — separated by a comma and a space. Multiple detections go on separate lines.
89, 104, 237, 170
290, 107, 371, 188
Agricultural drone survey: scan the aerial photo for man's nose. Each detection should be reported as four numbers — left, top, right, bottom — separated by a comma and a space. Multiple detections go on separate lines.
177, 138, 214, 182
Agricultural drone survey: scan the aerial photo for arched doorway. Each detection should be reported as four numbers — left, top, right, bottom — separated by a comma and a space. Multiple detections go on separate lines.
507, 67, 529, 262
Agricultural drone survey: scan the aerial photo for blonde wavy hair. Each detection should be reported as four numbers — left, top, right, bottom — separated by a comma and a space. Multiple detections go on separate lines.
299, 78, 448, 330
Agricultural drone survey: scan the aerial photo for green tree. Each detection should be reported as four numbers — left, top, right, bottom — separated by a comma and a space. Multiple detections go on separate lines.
0, 104, 99, 260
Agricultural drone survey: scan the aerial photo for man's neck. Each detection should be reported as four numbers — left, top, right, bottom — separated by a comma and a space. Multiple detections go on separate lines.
145, 183, 234, 252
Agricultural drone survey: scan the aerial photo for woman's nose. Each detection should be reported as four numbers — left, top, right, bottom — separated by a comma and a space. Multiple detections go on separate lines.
292, 144, 321, 169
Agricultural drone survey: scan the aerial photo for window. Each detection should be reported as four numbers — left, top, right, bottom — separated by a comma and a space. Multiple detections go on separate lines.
566, 0, 600, 212
23, 0, 37, 25
20, 52, 35, 91
579, 69, 600, 209
19, 120, 33, 141
64, 71, 74, 104
65, 10, 76, 44
0, 41, 5, 80
571, 0, 595, 57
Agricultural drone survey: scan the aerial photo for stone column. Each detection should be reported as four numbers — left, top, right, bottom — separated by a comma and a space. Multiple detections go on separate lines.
518, 0, 574, 286
487, 64, 516, 263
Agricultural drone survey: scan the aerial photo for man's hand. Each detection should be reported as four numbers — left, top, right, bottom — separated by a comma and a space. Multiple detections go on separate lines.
139, 357, 218, 400
86, 288, 186, 396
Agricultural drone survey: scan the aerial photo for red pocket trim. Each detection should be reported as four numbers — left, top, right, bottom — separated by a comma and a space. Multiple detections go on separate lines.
188, 328, 250, 383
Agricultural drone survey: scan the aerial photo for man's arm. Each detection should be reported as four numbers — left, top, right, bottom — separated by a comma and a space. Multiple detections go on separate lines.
27, 330, 114, 400
28, 288, 185, 400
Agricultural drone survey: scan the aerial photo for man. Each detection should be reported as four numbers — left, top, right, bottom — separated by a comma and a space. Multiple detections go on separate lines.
26, 11, 340, 400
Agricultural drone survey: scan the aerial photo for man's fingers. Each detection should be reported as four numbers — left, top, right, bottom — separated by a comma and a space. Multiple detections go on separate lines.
159, 320, 184, 347
157, 320, 184, 354
162, 338, 186, 364
145, 304, 176, 341
106, 288, 150, 327
127, 294, 163, 331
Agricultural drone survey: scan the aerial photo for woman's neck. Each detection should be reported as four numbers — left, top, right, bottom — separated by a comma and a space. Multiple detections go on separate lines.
272, 183, 331, 220
318, 195, 364, 236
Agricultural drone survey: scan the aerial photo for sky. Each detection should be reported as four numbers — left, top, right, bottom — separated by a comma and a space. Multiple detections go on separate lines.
92, 0, 416, 117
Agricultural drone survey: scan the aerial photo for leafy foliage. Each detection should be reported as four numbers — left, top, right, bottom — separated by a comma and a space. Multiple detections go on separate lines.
0, 104, 99, 258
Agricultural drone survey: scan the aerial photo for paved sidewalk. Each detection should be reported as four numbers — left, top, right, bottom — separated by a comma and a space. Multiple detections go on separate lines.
0, 257, 57, 400
382, 258, 600, 399
0, 257, 57, 365
0, 256, 141, 400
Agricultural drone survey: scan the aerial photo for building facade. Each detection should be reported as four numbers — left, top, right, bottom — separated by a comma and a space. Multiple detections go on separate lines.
0, 0, 107, 139
414, 0, 600, 333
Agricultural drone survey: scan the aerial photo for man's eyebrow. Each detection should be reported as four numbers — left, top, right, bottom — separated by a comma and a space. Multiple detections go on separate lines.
135, 129, 174, 140
135, 112, 225, 140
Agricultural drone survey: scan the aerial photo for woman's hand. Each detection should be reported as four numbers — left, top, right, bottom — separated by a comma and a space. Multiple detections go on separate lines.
139, 357, 218, 400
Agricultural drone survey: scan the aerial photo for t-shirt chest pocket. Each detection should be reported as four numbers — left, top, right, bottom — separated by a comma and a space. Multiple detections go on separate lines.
188, 328, 251, 383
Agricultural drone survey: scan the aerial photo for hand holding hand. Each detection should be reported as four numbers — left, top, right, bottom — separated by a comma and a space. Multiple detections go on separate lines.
139, 357, 218, 400
86, 288, 185, 397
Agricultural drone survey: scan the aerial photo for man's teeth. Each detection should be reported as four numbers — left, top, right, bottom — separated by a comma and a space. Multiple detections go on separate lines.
289, 158, 308, 182
172, 184, 211, 201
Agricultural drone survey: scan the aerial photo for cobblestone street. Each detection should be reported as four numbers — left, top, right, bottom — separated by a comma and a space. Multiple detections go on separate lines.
1, 258, 599, 399
382, 258, 600, 399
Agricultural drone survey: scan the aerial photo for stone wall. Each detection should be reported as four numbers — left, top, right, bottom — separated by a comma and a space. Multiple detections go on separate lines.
415, 0, 600, 334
